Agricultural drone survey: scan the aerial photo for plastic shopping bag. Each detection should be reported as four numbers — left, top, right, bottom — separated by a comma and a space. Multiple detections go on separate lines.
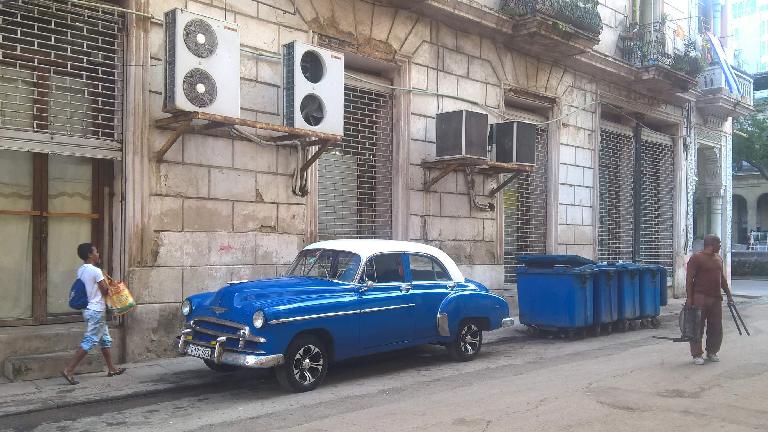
106, 275, 136, 315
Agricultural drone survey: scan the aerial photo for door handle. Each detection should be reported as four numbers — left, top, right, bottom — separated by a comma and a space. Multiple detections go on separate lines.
400, 284, 412, 293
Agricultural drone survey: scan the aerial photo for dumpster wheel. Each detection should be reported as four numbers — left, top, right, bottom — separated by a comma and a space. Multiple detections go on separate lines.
617, 320, 628, 332
602, 323, 613, 335
650, 316, 661, 328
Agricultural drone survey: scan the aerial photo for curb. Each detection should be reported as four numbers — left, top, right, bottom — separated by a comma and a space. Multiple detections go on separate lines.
0, 372, 246, 419
1, 310, 685, 418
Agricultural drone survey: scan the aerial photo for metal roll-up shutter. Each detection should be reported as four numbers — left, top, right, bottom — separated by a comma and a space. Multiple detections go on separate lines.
598, 120, 635, 263
639, 129, 674, 278
317, 80, 393, 240
503, 124, 548, 284
0, 0, 124, 159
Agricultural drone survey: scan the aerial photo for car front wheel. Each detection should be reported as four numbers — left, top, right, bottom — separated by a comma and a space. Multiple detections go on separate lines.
275, 335, 328, 392
447, 320, 483, 361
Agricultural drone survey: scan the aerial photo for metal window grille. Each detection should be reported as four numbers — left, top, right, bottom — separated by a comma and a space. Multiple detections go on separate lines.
0, 0, 124, 141
503, 125, 548, 284
317, 84, 393, 240
639, 131, 675, 278
598, 123, 675, 279
598, 124, 635, 263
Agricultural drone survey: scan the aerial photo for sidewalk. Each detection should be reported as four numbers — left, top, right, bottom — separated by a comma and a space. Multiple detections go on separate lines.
0, 300, 687, 419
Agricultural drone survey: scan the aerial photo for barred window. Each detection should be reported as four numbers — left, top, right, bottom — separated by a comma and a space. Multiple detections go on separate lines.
0, 0, 124, 142
598, 121, 675, 278
317, 83, 393, 240
503, 125, 549, 284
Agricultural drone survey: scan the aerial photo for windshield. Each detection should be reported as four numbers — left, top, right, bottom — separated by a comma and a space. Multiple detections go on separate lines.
286, 249, 362, 283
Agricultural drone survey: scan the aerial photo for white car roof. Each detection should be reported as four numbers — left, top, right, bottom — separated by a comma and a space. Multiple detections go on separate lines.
304, 239, 465, 282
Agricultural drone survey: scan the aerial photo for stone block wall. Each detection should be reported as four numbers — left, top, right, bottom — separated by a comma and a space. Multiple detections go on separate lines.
128, 0, 310, 361
124, 0, 692, 359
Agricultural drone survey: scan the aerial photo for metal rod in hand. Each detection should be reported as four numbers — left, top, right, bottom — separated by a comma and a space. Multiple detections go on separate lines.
727, 303, 742, 336
730, 302, 750, 336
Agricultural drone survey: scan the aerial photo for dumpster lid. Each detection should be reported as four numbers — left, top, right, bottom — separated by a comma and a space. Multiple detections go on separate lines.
516, 264, 596, 274
518, 254, 595, 267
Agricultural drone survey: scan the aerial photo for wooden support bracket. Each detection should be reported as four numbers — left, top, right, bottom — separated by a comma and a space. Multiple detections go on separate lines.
423, 163, 459, 191
156, 119, 192, 160
487, 172, 522, 198
301, 139, 332, 175
154, 111, 343, 161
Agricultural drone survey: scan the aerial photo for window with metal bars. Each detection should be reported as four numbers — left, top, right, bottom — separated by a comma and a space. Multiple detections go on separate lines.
0, 0, 123, 141
638, 133, 675, 277
598, 123, 675, 278
503, 125, 548, 284
598, 125, 635, 263
317, 84, 393, 240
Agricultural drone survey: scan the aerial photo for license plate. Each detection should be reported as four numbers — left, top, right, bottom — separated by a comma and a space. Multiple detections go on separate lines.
186, 344, 212, 360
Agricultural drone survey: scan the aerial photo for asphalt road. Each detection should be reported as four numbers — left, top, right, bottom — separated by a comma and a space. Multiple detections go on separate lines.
1, 298, 766, 432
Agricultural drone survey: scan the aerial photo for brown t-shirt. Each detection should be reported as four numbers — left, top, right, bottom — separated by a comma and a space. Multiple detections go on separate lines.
685, 251, 729, 300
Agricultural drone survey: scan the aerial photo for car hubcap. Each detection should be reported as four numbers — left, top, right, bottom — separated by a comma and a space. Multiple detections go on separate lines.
460, 324, 480, 355
292, 344, 324, 385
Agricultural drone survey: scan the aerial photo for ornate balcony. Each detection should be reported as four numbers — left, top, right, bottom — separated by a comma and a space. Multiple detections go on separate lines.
500, 0, 602, 36
696, 65, 755, 118
618, 21, 699, 94
498, 0, 602, 58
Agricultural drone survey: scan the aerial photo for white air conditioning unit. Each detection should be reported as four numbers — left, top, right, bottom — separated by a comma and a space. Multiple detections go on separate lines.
163, 8, 240, 118
283, 41, 344, 136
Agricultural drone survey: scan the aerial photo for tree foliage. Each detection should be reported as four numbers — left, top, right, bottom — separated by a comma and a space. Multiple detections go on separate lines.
733, 115, 768, 181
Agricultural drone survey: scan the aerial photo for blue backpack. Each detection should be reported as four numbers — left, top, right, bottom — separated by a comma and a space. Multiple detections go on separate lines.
68, 279, 88, 310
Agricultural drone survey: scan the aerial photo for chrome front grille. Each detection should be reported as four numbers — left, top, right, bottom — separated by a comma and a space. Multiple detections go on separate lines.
189, 316, 265, 350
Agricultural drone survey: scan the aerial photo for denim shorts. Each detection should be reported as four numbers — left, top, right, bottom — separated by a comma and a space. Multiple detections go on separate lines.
81, 309, 112, 351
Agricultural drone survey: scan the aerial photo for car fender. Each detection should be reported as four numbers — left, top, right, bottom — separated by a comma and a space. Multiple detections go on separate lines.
436, 291, 510, 337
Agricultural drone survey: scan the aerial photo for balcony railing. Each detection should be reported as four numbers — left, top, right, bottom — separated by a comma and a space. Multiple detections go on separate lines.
500, 0, 603, 37
620, 21, 705, 78
698, 65, 754, 106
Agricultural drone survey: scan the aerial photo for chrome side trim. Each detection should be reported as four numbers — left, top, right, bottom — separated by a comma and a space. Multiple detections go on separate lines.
358, 304, 416, 314
268, 304, 417, 325
437, 313, 450, 336
501, 317, 515, 328
268, 310, 360, 325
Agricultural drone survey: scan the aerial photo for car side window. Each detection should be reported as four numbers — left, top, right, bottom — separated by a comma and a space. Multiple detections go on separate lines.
363, 253, 404, 284
409, 254, 451, 282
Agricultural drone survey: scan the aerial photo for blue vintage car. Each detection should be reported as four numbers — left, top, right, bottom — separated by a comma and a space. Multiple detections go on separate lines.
177, 239, 513, 391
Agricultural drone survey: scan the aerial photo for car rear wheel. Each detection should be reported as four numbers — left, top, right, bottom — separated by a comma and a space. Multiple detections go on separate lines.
447, 320, 483, 362
275, 335, 328, 392
203, 359, 239, 373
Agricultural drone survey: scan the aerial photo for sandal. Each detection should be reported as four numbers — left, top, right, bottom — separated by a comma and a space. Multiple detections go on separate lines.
107, 367, 126, 377
61, 370, 79, 385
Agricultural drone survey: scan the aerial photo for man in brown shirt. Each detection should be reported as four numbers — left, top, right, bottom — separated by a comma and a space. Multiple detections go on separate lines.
685, 235, 734, 365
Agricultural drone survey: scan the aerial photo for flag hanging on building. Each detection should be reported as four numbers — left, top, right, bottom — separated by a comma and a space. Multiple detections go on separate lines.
706, 32, 741, 96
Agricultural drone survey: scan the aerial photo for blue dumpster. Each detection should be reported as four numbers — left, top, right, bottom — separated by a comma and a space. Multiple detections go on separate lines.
659, 266, 668, 306
593, 264, 618, 333
516, 257, 596, 333
613, 262, 640, 328
638, 264, 661, 319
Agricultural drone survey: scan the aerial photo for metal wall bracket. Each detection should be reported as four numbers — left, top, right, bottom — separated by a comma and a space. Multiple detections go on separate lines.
154, 111, 343, 161
421, 158, 534, 211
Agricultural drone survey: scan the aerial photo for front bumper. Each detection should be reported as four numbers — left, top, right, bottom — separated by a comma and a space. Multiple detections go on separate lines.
178, 330, 284, 369
501, 317, 515, 328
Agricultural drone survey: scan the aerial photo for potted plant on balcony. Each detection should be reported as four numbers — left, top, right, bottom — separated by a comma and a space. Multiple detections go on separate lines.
670, 37, 706, 77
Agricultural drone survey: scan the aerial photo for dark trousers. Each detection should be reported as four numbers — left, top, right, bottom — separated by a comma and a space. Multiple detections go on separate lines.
689, 294, 723, 358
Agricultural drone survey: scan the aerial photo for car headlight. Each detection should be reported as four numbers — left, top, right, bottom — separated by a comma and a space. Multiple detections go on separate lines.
252, 310, 265, 328
181, 299, 192, 316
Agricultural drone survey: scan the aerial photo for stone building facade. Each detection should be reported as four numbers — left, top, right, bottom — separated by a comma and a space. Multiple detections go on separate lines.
0, 0, 753, 378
